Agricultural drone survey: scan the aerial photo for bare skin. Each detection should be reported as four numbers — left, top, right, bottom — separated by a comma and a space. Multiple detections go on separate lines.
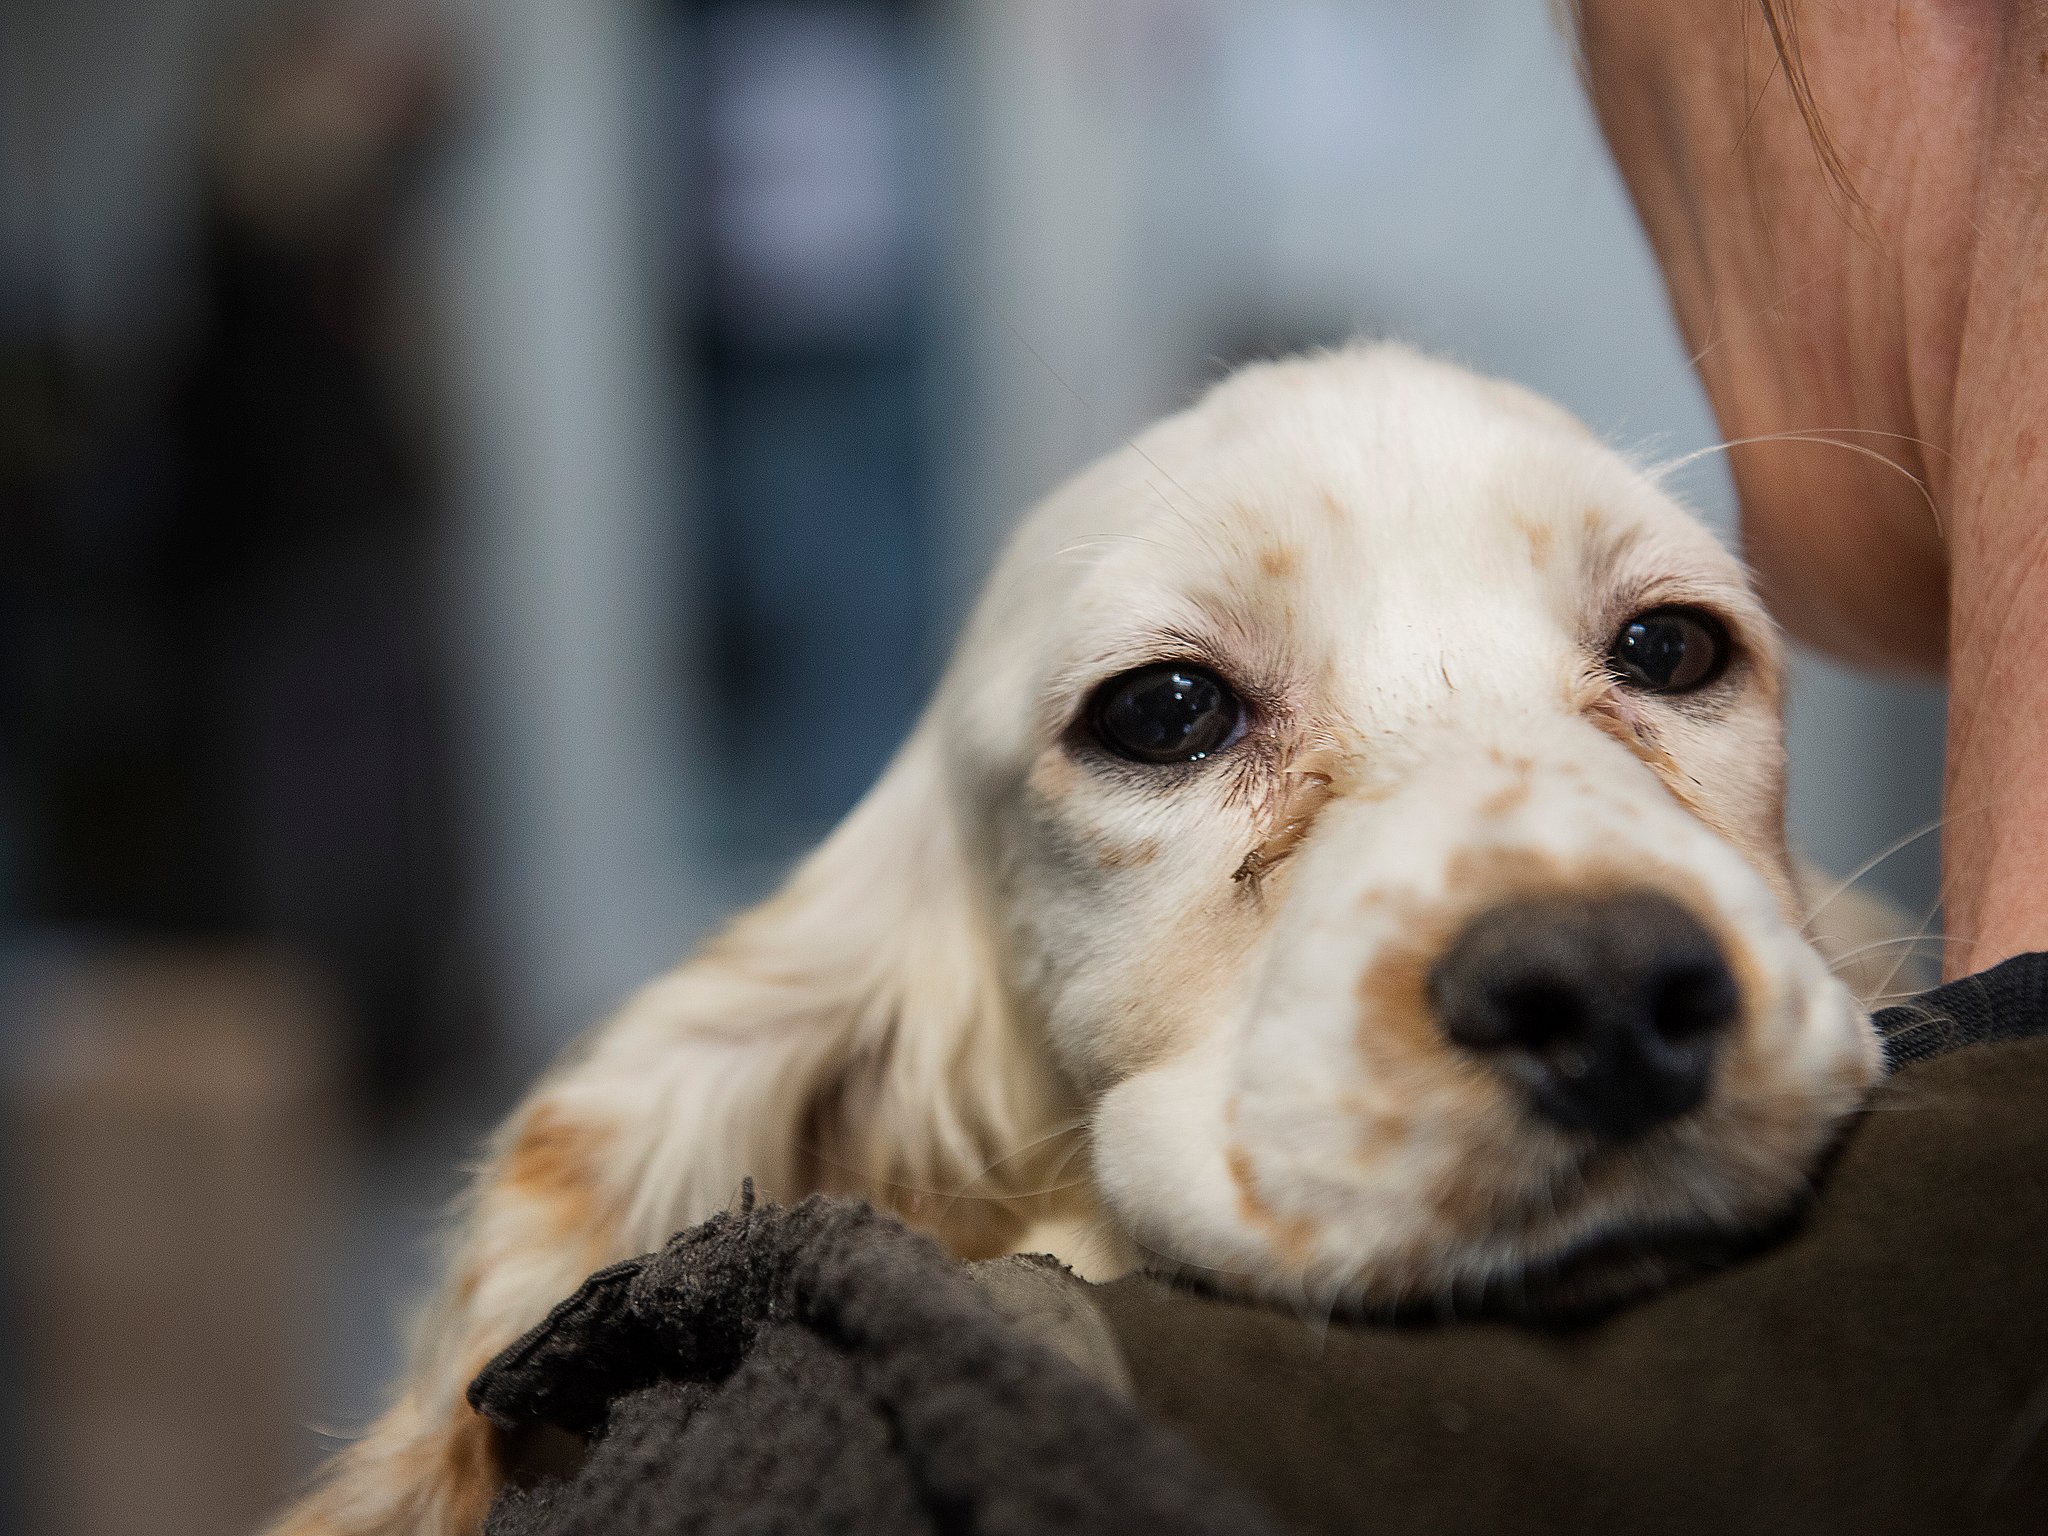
1576, 0, 2048, 978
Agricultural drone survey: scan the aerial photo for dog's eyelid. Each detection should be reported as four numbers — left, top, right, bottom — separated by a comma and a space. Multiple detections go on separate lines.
1602, 581, 1758, 649
1611, 568, 1757, 619
1052, 631, 1272, 716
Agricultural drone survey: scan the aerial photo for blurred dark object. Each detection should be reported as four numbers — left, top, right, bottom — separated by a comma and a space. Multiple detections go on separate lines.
679, 0, 936, 868
0, 5, 484, 1113
2, 942, 342, 1536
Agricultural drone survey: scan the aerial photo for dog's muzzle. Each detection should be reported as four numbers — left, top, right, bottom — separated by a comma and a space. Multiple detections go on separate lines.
1428, 888, 1741, 1141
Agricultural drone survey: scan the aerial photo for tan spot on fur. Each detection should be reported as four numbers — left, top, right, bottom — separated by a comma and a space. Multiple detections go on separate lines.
1319, 489, 1347, 524
1478, 779, 1531, 818
1579, 687, 1797, 916
1517, 517, 1554, 566
1259, 544, 1300, 580
1353, 1109, 1411, 1168
1441, 843, 1569, 902
1354, 890, 1466, 1066
439, 1399, 509, 1533
1098, 838, 1160, 870
1350, 895, 1523, 1234
369, 1382, 509, 1536
1225, 1143, 1318, 1265
1028, 749, 1082, 800
1107, 941, 1244, 1080
502, 1105, 613, 1249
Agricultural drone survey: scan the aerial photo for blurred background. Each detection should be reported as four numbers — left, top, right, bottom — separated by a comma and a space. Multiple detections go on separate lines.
0, 1, 1947, 1531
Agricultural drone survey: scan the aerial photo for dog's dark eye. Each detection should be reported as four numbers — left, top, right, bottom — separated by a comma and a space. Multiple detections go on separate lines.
1607, 608, 1729, 694
1091, 664, 1244, 763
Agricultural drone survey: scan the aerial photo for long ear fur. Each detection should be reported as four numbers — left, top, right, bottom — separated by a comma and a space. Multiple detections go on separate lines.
269, 724, 1075, 1536
577, 721, 1074, 1255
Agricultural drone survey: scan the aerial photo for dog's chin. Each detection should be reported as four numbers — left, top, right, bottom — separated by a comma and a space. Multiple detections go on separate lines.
1371, 1139, 1835, 1324
1147, 1206, 1779, 1329
1304, 1204, 1797, 1328
1384, 1145, 1827, 1325
1464, 1211, 1783, 1323
1185, 1141, 1827, 1326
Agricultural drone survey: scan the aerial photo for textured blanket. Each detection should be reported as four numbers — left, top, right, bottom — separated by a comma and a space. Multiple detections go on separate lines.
470, 1192, 1280, 1535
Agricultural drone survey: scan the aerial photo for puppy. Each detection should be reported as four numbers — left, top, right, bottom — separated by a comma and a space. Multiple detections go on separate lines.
272, 344, 1881, 1535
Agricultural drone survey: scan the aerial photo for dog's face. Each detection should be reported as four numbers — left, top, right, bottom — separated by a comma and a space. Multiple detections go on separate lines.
936, 345, 1880, 1310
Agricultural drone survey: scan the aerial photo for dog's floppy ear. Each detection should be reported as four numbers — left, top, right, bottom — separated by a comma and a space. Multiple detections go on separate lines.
260, 729, 1068, 1536
568, 723, 1065, 1259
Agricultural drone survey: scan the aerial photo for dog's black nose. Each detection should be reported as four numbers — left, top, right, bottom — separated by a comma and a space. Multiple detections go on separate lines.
1428, 888, 1739, 1141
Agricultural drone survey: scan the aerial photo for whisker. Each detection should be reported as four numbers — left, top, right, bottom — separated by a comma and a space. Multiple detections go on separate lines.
931, 1126, 1096, 1224
1649, 429, 1947, 537
1823, 932, 1964, 972
1800, 808, 1980, 933
1052, 532, 1168, 563
794, 1116, 1092, 1209
1876, 894, 1948, 1000
1128, 1232, 1258, 1284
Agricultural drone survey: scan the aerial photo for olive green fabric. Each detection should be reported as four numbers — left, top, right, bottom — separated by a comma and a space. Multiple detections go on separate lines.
1095, 1037, 2048, 1535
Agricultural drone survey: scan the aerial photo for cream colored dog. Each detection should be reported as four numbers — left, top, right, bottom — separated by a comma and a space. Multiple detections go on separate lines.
274, 344, 1883, 1535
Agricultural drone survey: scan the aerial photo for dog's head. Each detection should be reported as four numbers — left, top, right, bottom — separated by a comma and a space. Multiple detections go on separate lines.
644, 343, 1880, 1313
912, 343, 1878, 1309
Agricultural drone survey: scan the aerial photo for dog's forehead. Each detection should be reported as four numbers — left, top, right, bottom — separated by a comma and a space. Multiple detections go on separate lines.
1048, 351, 1716, 643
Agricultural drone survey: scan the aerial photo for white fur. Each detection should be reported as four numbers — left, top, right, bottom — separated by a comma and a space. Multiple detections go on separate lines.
271, 344, 1881, 1535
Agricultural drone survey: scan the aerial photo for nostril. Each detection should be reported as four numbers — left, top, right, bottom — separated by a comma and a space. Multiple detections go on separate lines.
1492, 981, 1586, 1050
1649, 959, 1741, 1046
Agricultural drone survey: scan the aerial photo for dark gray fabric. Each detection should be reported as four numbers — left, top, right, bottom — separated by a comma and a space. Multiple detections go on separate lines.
963, 1253, 1133, 1398
1878, 948, 2048, 1068
469, 1191, 1284, 1536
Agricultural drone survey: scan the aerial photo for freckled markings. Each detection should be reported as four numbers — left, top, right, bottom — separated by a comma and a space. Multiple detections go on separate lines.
500, 1104, 620, 1267
1224, 1142, 1319, 1265
1477, 779, 1531, 818
1098, 839, 1160, 869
